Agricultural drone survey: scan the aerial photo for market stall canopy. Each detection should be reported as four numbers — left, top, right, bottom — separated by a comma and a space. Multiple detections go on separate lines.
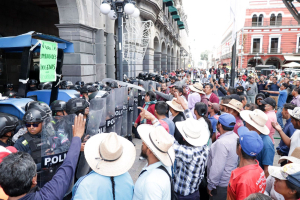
284, 56, 300, 62
163, 0, 174, 6
282, 62, 300, 67
168, 6, 178, 15
0, 31, 74, 53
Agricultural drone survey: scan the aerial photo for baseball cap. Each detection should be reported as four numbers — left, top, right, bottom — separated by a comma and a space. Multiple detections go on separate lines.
0, 146, 17, 163
269, 163, 300, 187
260, 97, 276, 108
238, 127, 263, 156
218, 113, 236, 128
288, 107, 300, 121
208, 102, 220, 113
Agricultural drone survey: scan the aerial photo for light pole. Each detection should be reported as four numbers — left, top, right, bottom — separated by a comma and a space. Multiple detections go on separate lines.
100, 0, 140, 81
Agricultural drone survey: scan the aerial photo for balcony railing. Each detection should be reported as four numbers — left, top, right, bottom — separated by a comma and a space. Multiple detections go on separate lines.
293, 48, 300, 54
243, 48, 264, 54
268, 48, 282, 54
245, 20, 300, 27
220, 53, 232, 60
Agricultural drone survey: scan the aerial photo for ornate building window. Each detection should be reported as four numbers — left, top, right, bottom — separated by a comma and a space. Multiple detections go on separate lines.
270, 13, 282, 26
252, 14, 263, 27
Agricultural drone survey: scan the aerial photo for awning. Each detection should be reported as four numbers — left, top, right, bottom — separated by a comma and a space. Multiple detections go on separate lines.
0, 31, 74, 53
282, 61, 300, 67
172, 15, 180, 20
179, 26, 185, 30
284, 55, 300, 61
177, 21, 184, 26
163, 0, 174, 7
168, 6, 178, 15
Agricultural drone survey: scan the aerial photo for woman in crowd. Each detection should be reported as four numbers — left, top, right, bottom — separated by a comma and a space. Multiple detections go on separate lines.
134, 91, 157, 127
194, 102, 213, 138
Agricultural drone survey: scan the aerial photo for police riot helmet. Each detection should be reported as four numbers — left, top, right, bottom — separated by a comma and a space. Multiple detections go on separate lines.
138, 80, 144, 87
74, 85, 81, 90
88, 86, 97, 93
75, 81, 85, 87
80, 85, 91, 94
25, 101, 52, 117
98, 82, 105, 90
50, 100, 66, 113
4, 91, 17, 98
28, 79, 38, 86
60, 80, 73, 89
38, 82, 52, 90
66, 98, 89, 115
23, 108, 47, 123
109, 81, 118, 89
0, 114, 19, 138
6, 83, 13, 89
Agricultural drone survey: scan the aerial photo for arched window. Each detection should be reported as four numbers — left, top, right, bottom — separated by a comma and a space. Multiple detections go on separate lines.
252, 14, 258, 26
258, 14, 263, 26
270, 13, 276, 26
277, 13, 282, 26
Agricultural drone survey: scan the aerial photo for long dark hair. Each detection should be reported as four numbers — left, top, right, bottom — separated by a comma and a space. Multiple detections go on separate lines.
194, 102, 213, 137
110, 177, 116, 200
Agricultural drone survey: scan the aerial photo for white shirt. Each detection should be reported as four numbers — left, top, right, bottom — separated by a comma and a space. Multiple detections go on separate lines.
133, 161, 171, 200
289, 129, 300, 156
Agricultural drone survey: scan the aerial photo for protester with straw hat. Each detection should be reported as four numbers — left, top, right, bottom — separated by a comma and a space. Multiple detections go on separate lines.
174, 118, 210, 199
72, 131, 136, 200
227, 127, 266, 200
268, 163, 300, 200
272, 107, 300, 157
134, 120, 175, 200
222, 99, 244, 135
207, 113, 238, 200
167, 98, 186, 145
265, 147, 300, 200
240, 109, 275, 178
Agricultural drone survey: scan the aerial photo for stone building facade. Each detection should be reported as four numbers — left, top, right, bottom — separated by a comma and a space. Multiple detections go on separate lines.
0, 0, 190, 83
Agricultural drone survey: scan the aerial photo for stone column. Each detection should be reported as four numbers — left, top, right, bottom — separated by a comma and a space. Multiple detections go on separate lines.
95, 29, 106, 81
106, 15, 116, 79
56, 24, 97, 83
154, 52, 161, 74
143, 47, 154, 73
161, 53, 167, 72
167, 55, 171, 72
177, 57, 180, 70
171, 56, 177, 71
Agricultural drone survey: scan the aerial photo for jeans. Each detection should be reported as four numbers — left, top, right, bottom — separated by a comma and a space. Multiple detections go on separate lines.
277, 107, 283, 128
247, 95, 256, 104
177, 190, 200, 200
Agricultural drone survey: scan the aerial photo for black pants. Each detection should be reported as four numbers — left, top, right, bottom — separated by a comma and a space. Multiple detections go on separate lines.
209, 186, 227, 200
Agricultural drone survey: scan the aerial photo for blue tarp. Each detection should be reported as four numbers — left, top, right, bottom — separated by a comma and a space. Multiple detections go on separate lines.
27, 90, 79, 105
0, 31, 74, 53
0, 98, 33, 120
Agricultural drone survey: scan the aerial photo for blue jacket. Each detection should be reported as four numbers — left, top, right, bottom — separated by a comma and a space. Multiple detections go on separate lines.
276, 118, 296, 156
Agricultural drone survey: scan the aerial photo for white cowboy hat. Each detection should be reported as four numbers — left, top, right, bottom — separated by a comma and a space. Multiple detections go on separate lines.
189, 83, 205, 94
279, 147, 300, 165
84, 132, 136, 177
222, 99, 243, 113
137, 124, 175, 167
288, 107, 300, 121
175, 118, 210, 147
166, 98, 184, 112
240, 109, 270, 135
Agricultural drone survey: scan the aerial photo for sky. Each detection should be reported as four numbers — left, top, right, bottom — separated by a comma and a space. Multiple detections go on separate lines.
183, 0, 249, 63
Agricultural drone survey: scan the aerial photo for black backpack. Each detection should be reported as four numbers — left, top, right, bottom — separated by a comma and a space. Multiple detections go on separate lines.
157, 165, 178, 200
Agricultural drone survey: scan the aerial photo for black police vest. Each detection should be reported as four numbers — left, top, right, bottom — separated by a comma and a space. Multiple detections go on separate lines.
23, 133, 42, 164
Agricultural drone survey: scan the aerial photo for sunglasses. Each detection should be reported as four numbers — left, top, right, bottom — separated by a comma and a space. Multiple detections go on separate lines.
25, 123, 40, 128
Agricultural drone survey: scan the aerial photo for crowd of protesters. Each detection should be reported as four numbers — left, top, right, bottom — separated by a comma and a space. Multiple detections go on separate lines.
0, 65, 300, 200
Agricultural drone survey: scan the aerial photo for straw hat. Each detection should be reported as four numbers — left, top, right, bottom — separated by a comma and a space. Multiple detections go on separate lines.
84, 132, 136, 177
222, 99, 243, 113
166, 98, 184, 112
189, 83, 205, 94
279, 147, 300, 164
175, 118, 210, 147
137, 125, 175, 166
240, 109, 270, 135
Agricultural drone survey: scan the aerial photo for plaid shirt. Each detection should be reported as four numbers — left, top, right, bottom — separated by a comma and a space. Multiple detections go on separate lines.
173, 140, 209, 196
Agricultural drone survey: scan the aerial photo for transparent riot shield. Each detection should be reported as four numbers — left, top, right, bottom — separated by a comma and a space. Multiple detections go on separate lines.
143, 81, 149, 92
133, 88, 139, 121
76, 98, 105, 180
40, 114, 76, 187
114, 88, 124, 136
127, 89, 134, 137
148, 80, 156, 91
121, 87, 128, 137
105, 90, 116, 133
99, 98, 107, 133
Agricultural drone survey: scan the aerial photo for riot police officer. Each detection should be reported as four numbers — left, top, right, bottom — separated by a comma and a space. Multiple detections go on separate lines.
75, 81, 85, 88
38, 82, 52, 90
5, 83, 14, 92
25, 101, 52, 118
50, 100, 67, 116
28, 79, 38, 91
60, 80, 73, 89
0, 114, 19, 147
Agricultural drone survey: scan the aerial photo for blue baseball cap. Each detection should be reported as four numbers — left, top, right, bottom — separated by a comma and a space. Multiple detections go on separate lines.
238, 127, 263, 156
218, 113, 236, 128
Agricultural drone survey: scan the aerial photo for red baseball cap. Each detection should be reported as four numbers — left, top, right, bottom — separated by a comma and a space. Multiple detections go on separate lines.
0, 146, 17, 163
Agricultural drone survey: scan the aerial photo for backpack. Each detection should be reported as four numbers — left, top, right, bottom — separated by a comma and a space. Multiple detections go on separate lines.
157, 165, 178, 200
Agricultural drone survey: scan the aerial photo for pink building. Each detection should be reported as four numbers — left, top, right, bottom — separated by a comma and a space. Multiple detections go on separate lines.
220, 0, 300, 69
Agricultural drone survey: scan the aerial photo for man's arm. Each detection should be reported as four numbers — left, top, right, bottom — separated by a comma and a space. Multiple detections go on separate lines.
261, 90, 280, 94
155, 91, 173, 101
272, 122, 291, 147
264, 165, 270, 178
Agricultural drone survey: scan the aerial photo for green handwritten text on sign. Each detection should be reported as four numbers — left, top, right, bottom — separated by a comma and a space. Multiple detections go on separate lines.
39, 41, 57, 82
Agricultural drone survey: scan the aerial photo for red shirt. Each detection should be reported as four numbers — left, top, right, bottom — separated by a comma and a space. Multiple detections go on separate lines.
227, 161, 266, 200
233, 116, 244, 135
135, 103, 155, 124
209, 92, 219, 104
